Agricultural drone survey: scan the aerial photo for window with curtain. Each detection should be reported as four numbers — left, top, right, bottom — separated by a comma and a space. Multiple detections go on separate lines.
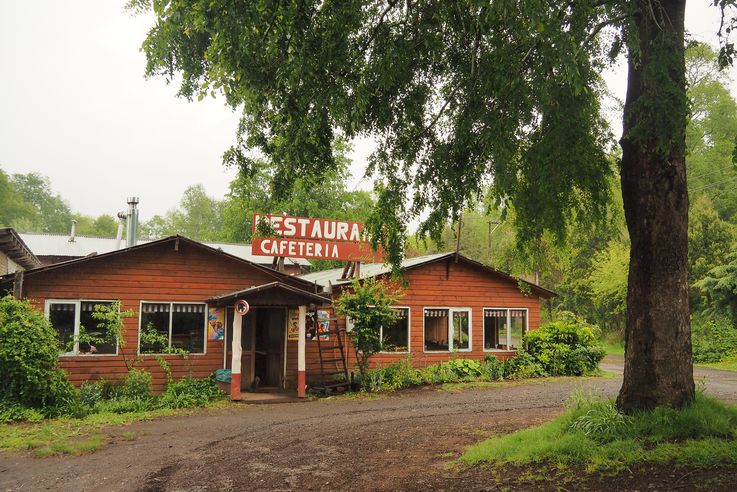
139, 302, 206, 354
483, 308, 527, 351
47, 301, 116, 355
381, 307, 409, 352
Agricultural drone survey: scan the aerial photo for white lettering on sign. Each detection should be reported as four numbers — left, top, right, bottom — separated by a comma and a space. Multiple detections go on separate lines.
253, 237, 382, 262
253, 214, 367, 243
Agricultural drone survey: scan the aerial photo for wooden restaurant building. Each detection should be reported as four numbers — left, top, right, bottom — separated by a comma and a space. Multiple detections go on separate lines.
1, 218, 554, 399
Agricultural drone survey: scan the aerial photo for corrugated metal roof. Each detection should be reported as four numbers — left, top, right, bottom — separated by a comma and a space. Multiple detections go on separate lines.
18, 233, 311, 266
299, 252, 453, 287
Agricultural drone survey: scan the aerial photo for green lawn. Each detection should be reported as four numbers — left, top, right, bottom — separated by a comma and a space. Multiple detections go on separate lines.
697, 357, 737, 372
462, 393, 737, 473
0, 402, 230, 457
600, 340, 624, 355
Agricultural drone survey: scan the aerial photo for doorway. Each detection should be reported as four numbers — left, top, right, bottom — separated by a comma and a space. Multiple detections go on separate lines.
254, 308, 286, 388
225, 307, 286, 390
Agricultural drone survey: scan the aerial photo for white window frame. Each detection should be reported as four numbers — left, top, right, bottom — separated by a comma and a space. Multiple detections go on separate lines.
422, 307, 473, 353
379, 306, 411, 354
482, 307, 529, 352
44, 299, 119, 357
137, 301, 208, 355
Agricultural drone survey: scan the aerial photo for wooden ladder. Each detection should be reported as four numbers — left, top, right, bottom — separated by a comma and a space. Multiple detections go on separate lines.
312, 313, 350, 394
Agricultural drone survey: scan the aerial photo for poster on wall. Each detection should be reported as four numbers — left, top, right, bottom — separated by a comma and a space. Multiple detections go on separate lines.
207, 307, 225, 341
287, 309, 300, 341
317, 309, 330, 341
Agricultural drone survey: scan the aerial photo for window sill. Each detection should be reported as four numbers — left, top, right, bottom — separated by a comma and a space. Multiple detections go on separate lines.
378, 350, 410, 354
137, 352, 206, 356
59, 353, 119, 358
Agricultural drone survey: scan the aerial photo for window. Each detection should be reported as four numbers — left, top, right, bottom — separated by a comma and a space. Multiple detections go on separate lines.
139, 302, 206, 354
46, 300, 117, 355
380, 307, 409, 352
424, 308, 472, 352
484, 308, 528, 351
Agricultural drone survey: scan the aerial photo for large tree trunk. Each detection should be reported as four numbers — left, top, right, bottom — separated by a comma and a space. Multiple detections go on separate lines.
617, 0, 694, 412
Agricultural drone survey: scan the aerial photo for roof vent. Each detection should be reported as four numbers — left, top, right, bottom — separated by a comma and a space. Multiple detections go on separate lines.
126, 197, 139, 247
68, 220, 77, 243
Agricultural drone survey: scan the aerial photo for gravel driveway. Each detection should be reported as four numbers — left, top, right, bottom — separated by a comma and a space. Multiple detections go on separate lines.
0, 360, 734, 491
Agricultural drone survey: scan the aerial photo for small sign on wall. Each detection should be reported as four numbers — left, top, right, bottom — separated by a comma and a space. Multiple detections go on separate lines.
208, 307, 225, 341
287, 309, 300, 341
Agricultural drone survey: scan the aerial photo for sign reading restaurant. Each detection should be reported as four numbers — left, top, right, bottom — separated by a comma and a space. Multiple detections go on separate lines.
251, 214, 384, 262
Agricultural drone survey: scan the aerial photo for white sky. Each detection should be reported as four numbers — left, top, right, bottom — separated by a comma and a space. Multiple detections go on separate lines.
0, 1, 732, 222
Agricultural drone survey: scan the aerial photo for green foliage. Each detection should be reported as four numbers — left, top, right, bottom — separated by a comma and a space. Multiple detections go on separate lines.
689, 195, 735, 286
463, 393, 737, 471
131, 0, 619, 268
524, 314, 606, 376
157, 376, 225, 409
6, 172, 72, 233
0, 398, 44, 424
140, 184, 225, 241
123, 369, 152, 400
0, 296, 77, 413
336, 277, 402, 377
357, 353, 550, 393
691, 313, 737, 363
695, 253, 737, 321
220, 141, 375, 256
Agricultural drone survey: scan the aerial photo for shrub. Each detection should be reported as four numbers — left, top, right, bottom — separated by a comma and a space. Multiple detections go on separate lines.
691, 313, 737, 363
79, 381, 106, 408
157, 376, 225, 409
502, 351, 548, 379
524, 313, 605, 376
336, 278, 403, 379
95, 396, 154, 414
0, 397, 44, 423
123, 369, 152, 399
481, 356, 505, 381
0, 295, 77, 411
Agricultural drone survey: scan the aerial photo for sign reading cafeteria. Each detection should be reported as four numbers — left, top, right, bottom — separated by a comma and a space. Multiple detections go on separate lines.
251, 214, 384, 262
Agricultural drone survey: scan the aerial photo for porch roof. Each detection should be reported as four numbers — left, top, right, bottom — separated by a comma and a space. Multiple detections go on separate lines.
208, 281, 330, 307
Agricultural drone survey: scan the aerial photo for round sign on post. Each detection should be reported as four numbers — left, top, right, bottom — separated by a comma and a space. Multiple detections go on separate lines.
235, 299, 250, 316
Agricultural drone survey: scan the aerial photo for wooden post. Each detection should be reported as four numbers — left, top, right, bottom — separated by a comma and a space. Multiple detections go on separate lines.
230, 311, 242, 400
297, 305, 307, 398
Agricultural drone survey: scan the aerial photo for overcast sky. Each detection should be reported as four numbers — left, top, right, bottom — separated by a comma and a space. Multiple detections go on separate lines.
0, 1, 732, 223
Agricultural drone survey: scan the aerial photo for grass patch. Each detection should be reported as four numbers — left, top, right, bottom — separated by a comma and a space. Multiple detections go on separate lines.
697, 354, 737, 372
0, 402, 229, 456
600, 340, 624, 355
462, 393, 737, 472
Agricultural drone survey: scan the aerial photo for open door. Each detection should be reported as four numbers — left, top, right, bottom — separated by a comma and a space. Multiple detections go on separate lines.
254, 308, 286, 388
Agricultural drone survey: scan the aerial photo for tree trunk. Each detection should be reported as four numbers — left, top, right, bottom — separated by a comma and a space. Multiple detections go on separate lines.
617, 0, 694, 412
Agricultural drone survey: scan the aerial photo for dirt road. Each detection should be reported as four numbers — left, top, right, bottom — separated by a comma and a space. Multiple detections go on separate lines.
0, 378, 618, 491
1, 363, 735, 491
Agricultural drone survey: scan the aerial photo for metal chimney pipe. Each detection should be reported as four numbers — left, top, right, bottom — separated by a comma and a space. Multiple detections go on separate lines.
115, 212, 126, 250
68, 220, 77, 243
126, 197, 139, 247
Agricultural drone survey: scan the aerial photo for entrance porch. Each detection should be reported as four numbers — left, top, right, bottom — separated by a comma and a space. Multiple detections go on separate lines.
208, 281, 329, 399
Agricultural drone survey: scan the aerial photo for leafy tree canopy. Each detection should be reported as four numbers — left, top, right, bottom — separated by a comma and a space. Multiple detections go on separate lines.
130, 0, 621, 265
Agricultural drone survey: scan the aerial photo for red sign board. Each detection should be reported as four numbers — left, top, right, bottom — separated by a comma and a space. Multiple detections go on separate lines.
252, 214, 384, 262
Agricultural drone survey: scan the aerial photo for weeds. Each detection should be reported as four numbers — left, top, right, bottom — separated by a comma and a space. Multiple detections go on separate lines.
462, 394, 737, 471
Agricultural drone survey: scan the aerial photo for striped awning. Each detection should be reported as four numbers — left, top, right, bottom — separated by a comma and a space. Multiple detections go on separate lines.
50, 303, 75, 311
142, 303, 170, 314
485, 309, 527, 317
81, 302, 112, 311
173, 304, 205, 313
393, 308, 408, 318
424, 309, 448, 318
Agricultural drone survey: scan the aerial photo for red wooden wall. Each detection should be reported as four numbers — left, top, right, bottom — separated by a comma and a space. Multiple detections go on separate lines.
288, 258, 544, 386
22, 240, 299, 391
